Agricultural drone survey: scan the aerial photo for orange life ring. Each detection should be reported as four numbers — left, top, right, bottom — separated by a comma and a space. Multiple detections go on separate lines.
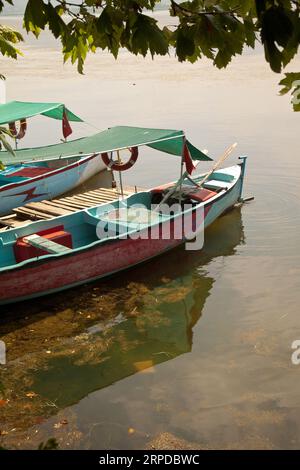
101, 147, 139, 172
9, 119, 27, 140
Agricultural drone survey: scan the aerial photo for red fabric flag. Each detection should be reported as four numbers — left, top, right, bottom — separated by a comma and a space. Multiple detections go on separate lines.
62, 110, 73, 139
183, 141, 195, 175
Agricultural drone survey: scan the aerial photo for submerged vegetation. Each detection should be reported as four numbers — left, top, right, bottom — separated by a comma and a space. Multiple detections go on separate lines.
0, 273, 196, 448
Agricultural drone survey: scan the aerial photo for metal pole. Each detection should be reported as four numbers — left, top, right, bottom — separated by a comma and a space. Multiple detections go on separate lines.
178, 136, 185, 207
117, 150, 124, 199
238, 155, 247, 201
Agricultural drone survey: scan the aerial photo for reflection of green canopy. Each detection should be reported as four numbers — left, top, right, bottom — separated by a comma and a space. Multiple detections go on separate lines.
0, 125, 212, 164
0, 101, 83, 125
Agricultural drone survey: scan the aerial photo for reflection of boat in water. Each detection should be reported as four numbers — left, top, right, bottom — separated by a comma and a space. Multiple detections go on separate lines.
0, 208, 245, 446
0, 209, 245, 445
23, 207, 245, 408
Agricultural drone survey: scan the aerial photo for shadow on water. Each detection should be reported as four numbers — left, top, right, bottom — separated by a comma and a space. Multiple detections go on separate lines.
0, 208, 245, 448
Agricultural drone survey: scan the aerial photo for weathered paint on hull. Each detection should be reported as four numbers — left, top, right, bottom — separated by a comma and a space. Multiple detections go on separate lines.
0, 171, 242, 305
0, 231, 180, 305
0, 154, 105, 216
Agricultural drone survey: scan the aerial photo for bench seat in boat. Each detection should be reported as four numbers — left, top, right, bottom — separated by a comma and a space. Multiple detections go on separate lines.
14, 225, 72, 262
188, 188, 218, 202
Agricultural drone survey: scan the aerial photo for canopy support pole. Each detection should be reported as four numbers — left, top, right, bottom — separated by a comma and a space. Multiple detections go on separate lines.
109, 151, 117, 189
117, 150, 124, 199
178, 136, 186, 207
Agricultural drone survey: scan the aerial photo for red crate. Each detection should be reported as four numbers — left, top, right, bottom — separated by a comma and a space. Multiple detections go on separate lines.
189, 188, 217, 202
14, 225, 73, 263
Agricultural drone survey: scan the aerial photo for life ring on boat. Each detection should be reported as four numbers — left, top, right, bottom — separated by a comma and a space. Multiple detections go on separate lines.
9, 119, 27, 140
101, 147, 139, 172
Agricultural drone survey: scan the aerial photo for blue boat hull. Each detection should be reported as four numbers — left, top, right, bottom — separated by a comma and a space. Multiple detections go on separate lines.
0, 153, 105, 215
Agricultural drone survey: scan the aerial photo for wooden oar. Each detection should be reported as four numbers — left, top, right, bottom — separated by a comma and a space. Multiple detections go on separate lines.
154, 143, 237, 211
153, 160, 202, 210
197, 142, 237, 189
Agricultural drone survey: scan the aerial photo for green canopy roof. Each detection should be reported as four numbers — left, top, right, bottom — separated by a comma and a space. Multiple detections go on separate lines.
0, 101, 83, 125
0, 125, 212, 165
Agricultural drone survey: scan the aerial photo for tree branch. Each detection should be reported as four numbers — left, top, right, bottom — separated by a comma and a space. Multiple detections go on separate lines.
170, 0, 239, 18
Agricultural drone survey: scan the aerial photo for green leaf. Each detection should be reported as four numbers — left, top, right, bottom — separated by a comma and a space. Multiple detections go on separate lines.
0, 25, 23, 44
24, 0, 48, 37
131, 14, 168, 57
95, 7, 124, 57
244, 17, 256, 48
0, 25, 23, 61
279, 72, 300, 111
0, 35, 21, 59
236, 0, 256, 16
260, 5, 294, 73
279, 72, 300, 95
176, 26, 195, 61
46, 4, 67, 39
0, 0, 13, 14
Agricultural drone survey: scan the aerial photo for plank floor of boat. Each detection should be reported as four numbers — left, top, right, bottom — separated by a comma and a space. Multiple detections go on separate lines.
0, 186, 141, 231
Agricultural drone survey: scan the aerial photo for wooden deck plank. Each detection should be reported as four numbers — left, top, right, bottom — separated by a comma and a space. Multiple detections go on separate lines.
13, 206, 52, 220
24, 201, 71, 217
53, 198, 88, 210
38, 200, 78, 212
86, 191, 122, 201
0, 214, 17, 221
86, 189, 118, 197
13, 207, 52, 219
63, 197, 94, 207
0, 219, 15, 227
66, 194, 110, 205
1, 186, 139, 227
93, 188, 122, 194
39, 200, 78, 212
70, 193, 103, 202
88, 189, 122, 198
73, 194, 111, 204
84, 190, 116, 199
59, 197, 91, 208
0, 219, 28, 231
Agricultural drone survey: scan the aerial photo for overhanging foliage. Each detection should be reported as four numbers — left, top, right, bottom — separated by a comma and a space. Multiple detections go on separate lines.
0, 1, 299, 110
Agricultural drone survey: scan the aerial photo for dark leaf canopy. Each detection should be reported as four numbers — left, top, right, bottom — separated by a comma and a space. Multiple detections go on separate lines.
0, 1, 299, 109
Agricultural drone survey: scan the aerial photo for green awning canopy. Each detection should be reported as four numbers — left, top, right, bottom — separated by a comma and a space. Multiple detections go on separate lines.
0, 101, 83, 125
0, 125, 212, 165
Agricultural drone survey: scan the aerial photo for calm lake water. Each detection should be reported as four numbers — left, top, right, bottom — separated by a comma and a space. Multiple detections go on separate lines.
0, 14, 300, 450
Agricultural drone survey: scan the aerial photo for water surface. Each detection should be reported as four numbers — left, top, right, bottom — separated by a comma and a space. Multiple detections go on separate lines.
0, 14, 300, 450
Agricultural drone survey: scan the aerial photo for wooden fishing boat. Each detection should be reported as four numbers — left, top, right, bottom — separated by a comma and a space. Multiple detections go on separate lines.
0, 125, 248, 305
0, 101, 111, 215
